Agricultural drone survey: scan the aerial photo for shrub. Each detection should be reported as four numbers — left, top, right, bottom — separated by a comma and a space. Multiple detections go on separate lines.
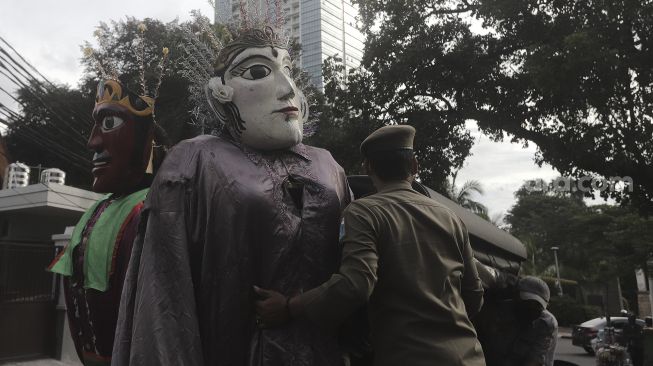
548, 295, 603, 326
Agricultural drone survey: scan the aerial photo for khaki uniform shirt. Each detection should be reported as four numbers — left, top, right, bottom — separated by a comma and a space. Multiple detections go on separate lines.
298, 181, 486, 366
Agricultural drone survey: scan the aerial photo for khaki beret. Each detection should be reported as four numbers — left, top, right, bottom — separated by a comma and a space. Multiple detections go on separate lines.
360, 125, 416, 156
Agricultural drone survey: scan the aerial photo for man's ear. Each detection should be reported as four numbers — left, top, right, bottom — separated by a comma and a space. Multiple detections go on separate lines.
362, 158, 371, 175
411, 155, 419, 176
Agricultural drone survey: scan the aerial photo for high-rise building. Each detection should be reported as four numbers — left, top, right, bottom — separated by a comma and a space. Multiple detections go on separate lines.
215, 0, 365, 89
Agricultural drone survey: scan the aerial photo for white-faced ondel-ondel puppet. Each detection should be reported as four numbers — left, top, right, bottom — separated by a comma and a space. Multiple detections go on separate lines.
49, 79, 167, 366
112, 27, 351, 366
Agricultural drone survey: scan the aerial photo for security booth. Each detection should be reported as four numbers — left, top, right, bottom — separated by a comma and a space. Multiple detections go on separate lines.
346, 175, 527, 274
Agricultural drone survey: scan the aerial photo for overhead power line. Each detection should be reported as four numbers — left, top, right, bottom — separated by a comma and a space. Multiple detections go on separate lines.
0, 61, 89, 140
0, 116, 90, 170
0, 36, 58, 90
0, 38, 92, 129
0, 37, 96, 165
0, 103, 90, 164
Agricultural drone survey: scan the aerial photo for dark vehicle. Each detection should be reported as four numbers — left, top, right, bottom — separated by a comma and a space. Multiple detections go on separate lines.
572, 316, 646, 354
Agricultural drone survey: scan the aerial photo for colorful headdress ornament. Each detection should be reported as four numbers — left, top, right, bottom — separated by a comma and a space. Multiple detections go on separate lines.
94, 79, 154, 117
178, 5, 316, 135
83, 22, 170, 122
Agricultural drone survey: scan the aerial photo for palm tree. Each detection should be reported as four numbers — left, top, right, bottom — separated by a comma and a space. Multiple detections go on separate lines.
520, 237, 538, 275
443, 174, 488, 217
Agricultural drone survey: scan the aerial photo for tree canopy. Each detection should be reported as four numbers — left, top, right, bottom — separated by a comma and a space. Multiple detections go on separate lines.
79, 17, 203, 143
308, 56, 475, 190
348, 0, 653, 211
506, 179, 653, 283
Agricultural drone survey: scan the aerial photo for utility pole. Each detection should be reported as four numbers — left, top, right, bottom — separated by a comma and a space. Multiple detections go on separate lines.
551, 246, 563, 296
35, 164, 42, 184
646, 255, 653, 316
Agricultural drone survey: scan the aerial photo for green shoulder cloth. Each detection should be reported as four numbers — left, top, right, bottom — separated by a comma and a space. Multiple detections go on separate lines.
49, 188, 148, 291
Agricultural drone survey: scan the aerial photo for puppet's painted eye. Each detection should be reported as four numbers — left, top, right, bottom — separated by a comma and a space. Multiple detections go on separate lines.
101, 115, 124, 131
241, 65, 271, 80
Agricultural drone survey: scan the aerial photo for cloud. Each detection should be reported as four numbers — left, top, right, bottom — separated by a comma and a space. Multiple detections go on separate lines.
0, 0, 214, 133
456, 121, 560, 216
1, 0, 213, 85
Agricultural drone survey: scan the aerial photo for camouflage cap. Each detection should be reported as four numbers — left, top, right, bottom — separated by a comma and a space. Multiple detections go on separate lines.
360, 125, 416, 157
518, 276, 551, 309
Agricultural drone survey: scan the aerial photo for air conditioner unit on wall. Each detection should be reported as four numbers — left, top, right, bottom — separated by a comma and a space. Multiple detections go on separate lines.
3, 162, 30, 189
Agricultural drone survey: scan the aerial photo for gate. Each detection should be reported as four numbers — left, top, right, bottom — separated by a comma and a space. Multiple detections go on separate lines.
0, 241, 57, 361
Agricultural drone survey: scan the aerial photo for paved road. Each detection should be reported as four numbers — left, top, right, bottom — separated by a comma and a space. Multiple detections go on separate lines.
556, 337, 595, 366
3, 360, 77, 366
6, 337, 597, 366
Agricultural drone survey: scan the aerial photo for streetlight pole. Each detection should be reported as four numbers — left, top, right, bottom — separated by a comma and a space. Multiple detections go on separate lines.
551, 246, 563, 296
647, 257, 653, 318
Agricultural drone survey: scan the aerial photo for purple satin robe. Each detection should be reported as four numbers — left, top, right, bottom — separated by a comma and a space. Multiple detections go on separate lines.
113, 135, 351, 366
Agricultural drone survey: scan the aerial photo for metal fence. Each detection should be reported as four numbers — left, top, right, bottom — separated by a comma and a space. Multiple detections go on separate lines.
0, 241, 56, 303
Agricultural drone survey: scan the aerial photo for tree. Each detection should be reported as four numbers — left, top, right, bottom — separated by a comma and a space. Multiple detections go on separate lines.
350, 0, 653, 211
442, 175, 488, 216
506, 180, 589, 278
506, 179, 653, 284
308, 56, 475, 189
78, 17, 203, 142
519, 237, 540, 276
306, 57, 384, 176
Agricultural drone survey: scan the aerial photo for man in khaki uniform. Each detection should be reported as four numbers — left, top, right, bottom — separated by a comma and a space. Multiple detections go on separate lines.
255, 125, 486, 366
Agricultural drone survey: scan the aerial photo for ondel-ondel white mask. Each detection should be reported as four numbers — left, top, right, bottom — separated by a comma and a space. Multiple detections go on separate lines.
208, 46, 307, 151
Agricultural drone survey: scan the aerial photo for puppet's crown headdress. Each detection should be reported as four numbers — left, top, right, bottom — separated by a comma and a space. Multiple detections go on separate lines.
83, 22, 170, 120
94, 79, 154, 117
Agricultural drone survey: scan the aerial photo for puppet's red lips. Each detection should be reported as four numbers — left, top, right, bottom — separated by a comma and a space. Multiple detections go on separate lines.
274, 106, 299, 115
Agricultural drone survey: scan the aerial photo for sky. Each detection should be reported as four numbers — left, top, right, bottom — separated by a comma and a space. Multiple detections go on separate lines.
0, 0, 214, 87
0, 0, 568, 218
456, 121, 559, 219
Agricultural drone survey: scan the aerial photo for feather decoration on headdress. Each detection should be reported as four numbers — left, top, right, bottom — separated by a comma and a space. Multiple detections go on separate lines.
82, 20, 170, 124
136, 23, 149, 97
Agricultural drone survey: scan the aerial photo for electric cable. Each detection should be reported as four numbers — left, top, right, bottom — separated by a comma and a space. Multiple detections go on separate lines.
0, 41, 91, 129
0, 116, 90, 170
0, 47, 90, 134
